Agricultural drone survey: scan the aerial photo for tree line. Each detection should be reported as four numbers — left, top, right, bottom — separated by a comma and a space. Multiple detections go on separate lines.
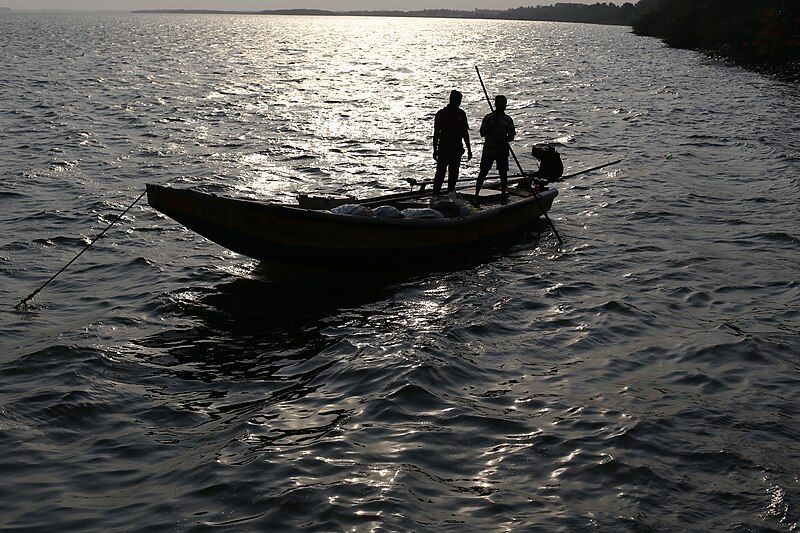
338, 4, 636, 26
632, 0, 800, 74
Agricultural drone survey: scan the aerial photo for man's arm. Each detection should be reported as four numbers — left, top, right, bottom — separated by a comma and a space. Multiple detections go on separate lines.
462, 112, 472, 160
433, 111, 441, 159
479, 114, 492, 138
507, 117, 516, 142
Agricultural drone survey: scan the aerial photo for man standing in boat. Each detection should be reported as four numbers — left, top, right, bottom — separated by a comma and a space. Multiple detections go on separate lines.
475, 95, 516, 197
432, 90, 472, 196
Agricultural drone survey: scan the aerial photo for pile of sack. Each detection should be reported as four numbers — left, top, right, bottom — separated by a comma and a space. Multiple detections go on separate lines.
329, 192, 476, 220
330, 204, 445, 219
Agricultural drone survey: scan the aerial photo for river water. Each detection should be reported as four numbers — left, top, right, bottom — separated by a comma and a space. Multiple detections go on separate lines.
1, 12, 799, 531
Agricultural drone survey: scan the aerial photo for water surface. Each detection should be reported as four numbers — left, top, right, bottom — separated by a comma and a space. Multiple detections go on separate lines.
1, 12, 799, 531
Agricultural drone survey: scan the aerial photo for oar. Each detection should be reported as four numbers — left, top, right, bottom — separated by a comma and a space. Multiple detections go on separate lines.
476, 65, 563, 244
13, 189, 148, 310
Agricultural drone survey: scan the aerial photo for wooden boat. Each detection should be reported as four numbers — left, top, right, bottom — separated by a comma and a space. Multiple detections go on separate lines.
146, 183, 558, 273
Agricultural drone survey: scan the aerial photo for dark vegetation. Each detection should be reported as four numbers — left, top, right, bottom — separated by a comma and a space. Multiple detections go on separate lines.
632, 0, 800, 81
342, 4, 636, 26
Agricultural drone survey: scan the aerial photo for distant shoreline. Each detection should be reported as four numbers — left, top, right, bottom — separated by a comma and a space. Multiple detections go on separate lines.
131, 5, 635, 26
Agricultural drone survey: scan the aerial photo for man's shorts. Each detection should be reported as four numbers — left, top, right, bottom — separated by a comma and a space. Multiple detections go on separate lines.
480, 153, 509, 174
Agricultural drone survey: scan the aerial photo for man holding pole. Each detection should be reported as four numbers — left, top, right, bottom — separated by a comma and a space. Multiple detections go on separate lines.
475, 95, 515, 197
432, 90, 472, 196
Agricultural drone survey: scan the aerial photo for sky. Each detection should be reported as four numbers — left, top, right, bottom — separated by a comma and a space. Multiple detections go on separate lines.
4, 0, 625, 11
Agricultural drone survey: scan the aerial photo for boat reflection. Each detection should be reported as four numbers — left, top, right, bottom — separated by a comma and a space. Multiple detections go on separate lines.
143, 216, 547, 373
146, 274, 402, 371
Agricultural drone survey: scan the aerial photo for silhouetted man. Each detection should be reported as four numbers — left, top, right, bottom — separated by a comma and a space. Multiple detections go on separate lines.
433, 90, 472, 196
475, 95, 516, 196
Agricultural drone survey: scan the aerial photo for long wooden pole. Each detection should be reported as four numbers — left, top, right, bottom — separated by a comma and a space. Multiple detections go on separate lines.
13, 189, 148, 309
475, 65, 563, 245
554, 159, 622, 182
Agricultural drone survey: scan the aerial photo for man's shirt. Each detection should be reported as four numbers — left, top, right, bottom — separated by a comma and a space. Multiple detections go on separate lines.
480, 111, 515, 157
434, 104, 469, 157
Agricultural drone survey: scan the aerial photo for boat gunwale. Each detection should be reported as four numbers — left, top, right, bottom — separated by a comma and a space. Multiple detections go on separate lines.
146, 184, 558, 229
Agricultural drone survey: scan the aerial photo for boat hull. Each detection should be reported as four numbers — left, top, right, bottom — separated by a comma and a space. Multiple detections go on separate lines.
146, 184, 558, 268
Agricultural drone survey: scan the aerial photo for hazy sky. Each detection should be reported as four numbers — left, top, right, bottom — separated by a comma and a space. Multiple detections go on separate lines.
5, 0, 624, 11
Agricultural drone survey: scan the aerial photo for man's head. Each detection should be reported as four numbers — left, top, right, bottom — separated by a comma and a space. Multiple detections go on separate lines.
449, 90, 463, 107
495, 95, 507, 112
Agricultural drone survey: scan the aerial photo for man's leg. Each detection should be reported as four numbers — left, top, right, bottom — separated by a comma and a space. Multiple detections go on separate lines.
475, 153, 493, 196
498, 156, 509, 195
433, 158, 447, 196
446, 158, 461, 193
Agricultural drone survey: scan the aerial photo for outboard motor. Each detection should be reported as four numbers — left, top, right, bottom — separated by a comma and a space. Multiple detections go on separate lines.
531, 144, 564, 181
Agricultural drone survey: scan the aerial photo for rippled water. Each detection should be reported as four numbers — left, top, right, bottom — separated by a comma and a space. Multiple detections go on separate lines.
1, 12, 799, 531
